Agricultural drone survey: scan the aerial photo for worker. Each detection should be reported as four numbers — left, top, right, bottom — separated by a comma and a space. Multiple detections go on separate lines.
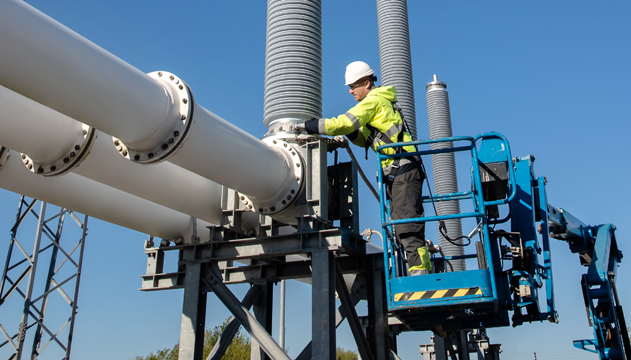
293, 61, 432, 275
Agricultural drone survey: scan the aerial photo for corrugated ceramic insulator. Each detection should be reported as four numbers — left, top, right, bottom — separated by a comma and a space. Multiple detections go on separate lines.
264, 0, 322, 126
426, 76, 465, 272
377, 0, 417, 140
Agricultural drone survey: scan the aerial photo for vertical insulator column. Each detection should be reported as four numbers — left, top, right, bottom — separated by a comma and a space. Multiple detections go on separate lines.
426, 76, 465, 272
376, 0, 417, 140
264, 0, 322, 129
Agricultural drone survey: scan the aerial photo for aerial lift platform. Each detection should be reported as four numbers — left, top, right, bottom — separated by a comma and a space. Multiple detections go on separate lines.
376, 132, 630, 359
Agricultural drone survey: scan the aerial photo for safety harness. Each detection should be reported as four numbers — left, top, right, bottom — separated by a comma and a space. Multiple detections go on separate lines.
364, 101, 421, 180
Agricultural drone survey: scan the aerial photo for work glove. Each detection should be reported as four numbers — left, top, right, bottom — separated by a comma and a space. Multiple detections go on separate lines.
291, 122, 306, 134
333, 135, 348, 148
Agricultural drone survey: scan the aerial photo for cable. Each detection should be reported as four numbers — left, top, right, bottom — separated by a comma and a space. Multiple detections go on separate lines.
418, 160, 471, 247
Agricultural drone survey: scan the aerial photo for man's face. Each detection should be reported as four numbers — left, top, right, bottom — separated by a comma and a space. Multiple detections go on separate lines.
348, 79, 370, 102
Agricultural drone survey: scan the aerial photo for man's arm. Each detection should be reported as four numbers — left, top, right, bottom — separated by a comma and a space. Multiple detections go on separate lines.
303, 98, 378, 136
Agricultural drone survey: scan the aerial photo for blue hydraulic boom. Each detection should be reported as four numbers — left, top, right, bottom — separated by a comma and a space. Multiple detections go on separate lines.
376, 132, 629, 359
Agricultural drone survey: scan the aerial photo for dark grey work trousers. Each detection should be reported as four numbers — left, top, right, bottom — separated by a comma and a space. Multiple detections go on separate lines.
386, 163, 426, 268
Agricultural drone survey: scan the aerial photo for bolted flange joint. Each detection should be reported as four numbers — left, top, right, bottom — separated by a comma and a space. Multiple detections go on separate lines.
114, 71, 194, 164
240, 138, 305, 216
22, 124, 96, 176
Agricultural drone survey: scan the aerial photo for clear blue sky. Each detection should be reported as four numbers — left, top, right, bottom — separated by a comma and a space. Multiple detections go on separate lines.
0, 1, 630, 359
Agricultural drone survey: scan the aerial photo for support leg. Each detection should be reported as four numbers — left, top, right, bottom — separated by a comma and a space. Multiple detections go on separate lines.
251, 282, 273, 360
179, 261, 207, 360
367, 259, 390, 359
311, 250, 335, 360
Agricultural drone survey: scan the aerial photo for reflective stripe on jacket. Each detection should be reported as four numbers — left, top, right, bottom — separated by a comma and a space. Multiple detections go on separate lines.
314, 86, 416, 171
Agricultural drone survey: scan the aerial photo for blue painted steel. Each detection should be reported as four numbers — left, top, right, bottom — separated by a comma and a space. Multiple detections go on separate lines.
376, 132, 515, 330
589, 224, 616, 285
375, 130, 627, 359
537, 176, 557, 321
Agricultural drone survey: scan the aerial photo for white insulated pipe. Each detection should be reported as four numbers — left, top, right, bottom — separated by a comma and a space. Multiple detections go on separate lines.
0, 148, 212, 242
0, 0, 293, 210
0, 85, 223, 224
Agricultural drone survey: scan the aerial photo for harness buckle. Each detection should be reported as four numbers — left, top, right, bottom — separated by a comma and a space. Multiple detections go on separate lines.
387, 162, 400, 181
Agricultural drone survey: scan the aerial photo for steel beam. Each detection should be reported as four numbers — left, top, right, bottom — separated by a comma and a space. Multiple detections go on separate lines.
335, 263, 373, 360
207, 287, 254, 360
311, 250, 335, 360
251, 282, 273, 360
178, 256, 207, 360
202, 266, 289, 360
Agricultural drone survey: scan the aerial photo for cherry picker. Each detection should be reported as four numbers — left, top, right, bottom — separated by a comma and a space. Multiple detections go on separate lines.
376, 132, 630, 359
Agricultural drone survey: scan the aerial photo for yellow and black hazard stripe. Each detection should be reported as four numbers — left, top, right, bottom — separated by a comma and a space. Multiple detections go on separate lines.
394, 287, 482, 302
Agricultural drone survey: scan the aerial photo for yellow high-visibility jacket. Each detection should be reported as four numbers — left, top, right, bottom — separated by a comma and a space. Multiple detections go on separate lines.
308, 86, 415, 172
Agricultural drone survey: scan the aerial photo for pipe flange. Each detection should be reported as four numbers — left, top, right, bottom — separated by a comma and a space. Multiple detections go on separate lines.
114, 71, 194, 164
240, 138, 304, 215
22, 124, 96, 176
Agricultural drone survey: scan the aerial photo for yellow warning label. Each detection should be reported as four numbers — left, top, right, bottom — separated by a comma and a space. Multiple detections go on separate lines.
394, 287, 482, 302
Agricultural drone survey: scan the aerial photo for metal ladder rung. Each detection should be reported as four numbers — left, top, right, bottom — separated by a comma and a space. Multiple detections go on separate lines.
383, 212, 485, 228
421, 191, 474, 203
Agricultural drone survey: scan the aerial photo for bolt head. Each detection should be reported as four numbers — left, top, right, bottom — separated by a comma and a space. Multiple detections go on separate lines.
75, 145, 81, 151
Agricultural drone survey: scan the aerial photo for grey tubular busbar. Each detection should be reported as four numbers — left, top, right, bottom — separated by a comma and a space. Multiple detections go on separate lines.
0, 0, 293, 212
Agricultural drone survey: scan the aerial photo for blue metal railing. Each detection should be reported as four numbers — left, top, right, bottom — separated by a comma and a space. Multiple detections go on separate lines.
375, 132, 516, 310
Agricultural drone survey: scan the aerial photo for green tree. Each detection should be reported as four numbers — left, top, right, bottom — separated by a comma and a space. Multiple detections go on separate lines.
336, 347, 358, 360
130, 318, 250, 360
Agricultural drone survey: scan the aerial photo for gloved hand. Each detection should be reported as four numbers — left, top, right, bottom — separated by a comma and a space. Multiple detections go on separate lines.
333, 135, 348, 148
291, 122, 306, 134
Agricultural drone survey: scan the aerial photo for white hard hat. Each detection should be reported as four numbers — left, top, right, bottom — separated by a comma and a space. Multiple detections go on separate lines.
345, 61, 375, 85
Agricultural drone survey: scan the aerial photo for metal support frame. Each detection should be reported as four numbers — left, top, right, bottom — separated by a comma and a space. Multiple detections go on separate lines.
421, 330, 502, 360
251, 282, 273, 360
141, 138, 391, 359
311, 250, 336, 360
178, 251, 207, 360
207, 286, 254, 360
0, 196, 88, 360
